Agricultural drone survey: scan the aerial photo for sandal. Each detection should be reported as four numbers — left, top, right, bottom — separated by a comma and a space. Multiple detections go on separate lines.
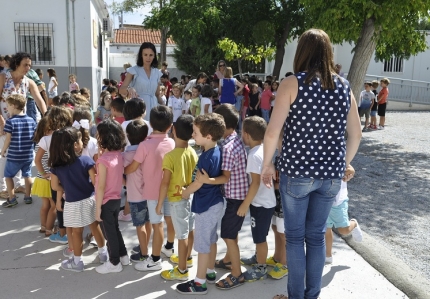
216, 273, 245, 290
39, 226, 46, 233
45, 230, 53, 237
273, 295, 288, 299
214, 259, 232, 270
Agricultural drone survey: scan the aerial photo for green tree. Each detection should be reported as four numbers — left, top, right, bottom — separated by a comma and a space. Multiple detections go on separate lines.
301, 0, 430, 100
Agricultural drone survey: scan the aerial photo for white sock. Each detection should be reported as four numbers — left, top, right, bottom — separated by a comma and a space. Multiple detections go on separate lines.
194, 277, 206, 285
98, 246, 107, 254
206, 268, 215, 274
73, 255, 82, 264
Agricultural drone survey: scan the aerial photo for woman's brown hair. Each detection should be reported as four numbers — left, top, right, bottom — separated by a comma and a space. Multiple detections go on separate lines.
48, 106, 73, 131
33, 116, 49, 143
293, 29, 337, 89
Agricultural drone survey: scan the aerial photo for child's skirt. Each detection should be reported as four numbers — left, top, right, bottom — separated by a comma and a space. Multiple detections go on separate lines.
63, 196, 96, 228
31, 177, 52, 198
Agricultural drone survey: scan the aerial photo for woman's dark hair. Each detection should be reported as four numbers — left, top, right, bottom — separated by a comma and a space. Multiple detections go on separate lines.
73, 107, 92, 148
33, 116, 49, 143
123, 98, 146, 121
200, 84, 213, 98
97, 119, 126, 151
47, 68, 57, 78
48, 127, 82, 168
10, 52, 32, 71
136, 42, 158, 68
293, 29, 337, 89
192, 84, 202, 93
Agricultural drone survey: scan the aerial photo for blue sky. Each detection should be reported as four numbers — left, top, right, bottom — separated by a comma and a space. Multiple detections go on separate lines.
105, 0, 152, 28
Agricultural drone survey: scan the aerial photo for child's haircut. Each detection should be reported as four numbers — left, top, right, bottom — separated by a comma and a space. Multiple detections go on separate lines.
214, 103, 239, 130
80, 87, 91, 97
69, 74, 76, 80
73, 107, 92, 148
251, 83, 258, 90
160, 86, 166, 92
161, 73, 169, 79
170, 77, 178, 84
100, 90, 111, 106
380, 78, 390, 85
264, 80, 272, 86
194, 113, 225, 141
126, 119, 148, 146
110, 79, 118, 86
371, 80, 379, 89
243, 116, 267, 141
150, 105, 173, 132
192, 84, 202, 93
364, 81, 372, 87
106, 86, 118, 94
171, 83, 181, 91
123, 98, 146, 121
97, 119, 126, 151
6, 94, 26, 111
48, 106, 73, 131
52, 95, 61, 106
48, 127, 82, 168
73, 94, 91, 108
33, 116, 49, 143
59, 92, 75, 107
200, 84, 213, 97
162, 61, 168, 67
110, 98, 125, 112
184, 90, 192, 96
70, 90, 80, 95
103, 78, 110, 85
174, 114, 194, 141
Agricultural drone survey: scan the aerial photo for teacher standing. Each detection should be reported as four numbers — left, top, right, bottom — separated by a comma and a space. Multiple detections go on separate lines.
262, 29, 362, 299
119, 42, 164, 121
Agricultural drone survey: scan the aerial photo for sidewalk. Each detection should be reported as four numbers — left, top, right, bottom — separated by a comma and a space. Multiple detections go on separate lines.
0, 192, 407, 299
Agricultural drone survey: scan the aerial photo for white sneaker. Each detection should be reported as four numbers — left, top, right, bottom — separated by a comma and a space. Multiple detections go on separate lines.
161, 246, 174, 258
134, 256, 162, 271
118, 210, 132, 222
351, 219, 363, 242
120, 255, 130, 266
95, 261, 123, 274
378, 125, 384, 130
325, 256, 333, 264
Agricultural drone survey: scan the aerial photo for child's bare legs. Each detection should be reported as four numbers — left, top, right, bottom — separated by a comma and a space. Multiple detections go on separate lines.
88, 221, 105, 247
71, 227, 84, 257
224, 238, 241, 277
40, 197, 56, 234
151, 222, 164, 256
196, 243, 217, 279
178, 238, 189, 271
379, 116, 386, 126
364, 117, 370, 129
165, 215, 175, 245
219, 237, 237, 264
187, 230, 194, 259
325, 228, 333, 258
136, 223, 148, 256
273, 229, 287, 265
66, 227, 73, 250
145, 222, 152, 245
337, 220, 358, 236
24, 177, 32, 198
5, 177, 15, 199
256, 242, 268, 265
370, 116, 377, 127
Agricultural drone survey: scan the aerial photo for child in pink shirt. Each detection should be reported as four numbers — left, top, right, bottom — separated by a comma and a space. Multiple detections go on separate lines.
124, 106, 175, 271
260, 80, 275, 123
95, 119, 129, 274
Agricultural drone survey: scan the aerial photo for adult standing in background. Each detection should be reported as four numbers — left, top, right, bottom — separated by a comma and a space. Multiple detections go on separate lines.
160, 61, 169, 79
119, 42, 164, 121
262, 29, 362, 299
184, 72, 208, 93
214, 60, 226, 80
219, 67, 243, 105
47, 68, 58, 107
119, 62, 131, 86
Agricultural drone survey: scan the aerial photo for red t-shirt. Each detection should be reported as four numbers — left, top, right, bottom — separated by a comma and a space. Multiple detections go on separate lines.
164, 81, 172, 98
378, 87, 389, 105
260, 89, 273, 110
243, 84, 250, 107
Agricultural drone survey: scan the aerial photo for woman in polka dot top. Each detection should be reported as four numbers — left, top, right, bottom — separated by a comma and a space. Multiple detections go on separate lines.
261, 29, 362, 299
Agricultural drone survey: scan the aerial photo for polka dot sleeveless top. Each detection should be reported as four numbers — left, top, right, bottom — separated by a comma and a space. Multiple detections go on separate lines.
279, 72, 351, 179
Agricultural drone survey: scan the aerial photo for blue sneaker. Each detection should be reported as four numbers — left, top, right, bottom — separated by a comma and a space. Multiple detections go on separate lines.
49, 232, 68, 244
243, 265, 267, 282
2, 197, 18, 208
61, 258, 84, 272
24, 196, 33, 204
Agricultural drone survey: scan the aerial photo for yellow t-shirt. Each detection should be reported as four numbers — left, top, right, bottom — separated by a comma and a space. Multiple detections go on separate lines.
162, 146, 198, 202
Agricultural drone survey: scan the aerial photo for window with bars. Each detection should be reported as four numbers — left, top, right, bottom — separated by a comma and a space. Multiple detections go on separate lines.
383, 57, 403, 73
14, 22, 54, 65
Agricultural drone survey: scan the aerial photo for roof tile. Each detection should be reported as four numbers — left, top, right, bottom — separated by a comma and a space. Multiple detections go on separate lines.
113, 28, 175, 45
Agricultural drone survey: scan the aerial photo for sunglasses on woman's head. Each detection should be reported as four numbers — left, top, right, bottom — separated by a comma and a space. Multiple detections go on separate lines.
219, 64, 225, 67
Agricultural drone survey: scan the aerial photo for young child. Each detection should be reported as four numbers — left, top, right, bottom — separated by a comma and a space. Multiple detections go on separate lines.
1, 94, 36, 207
238, 116, 276, 282
168, 83, 186, 122
122, 120, 150, 263
378, 78, 390, 130
125, 106, 175, 271
73, 107, 99, 162
106, 86, 118, 99
157, 115, 198, 281
270, 80, 279, 117
190, 85, 202, 116
110, 98, 126, 124
325, 168, 363, 264
160, 86, 167, 105
260, 80, 274, 123
184, 90, 192, 114
249, 83, 261, 117
369, 80, 379, 130
32, 117, 56, 236
176, 113, 226, 295
69, 74, 80, 92
36, 106, 73, 245
95, 119, 129, 274
161, 73, 172, 99
94, 90, 111, 124
358, 82, 375, 132
102, 78, 110, 91
197, 104, 248, 289
200, 84, 213, 115
49, 127, 107, 272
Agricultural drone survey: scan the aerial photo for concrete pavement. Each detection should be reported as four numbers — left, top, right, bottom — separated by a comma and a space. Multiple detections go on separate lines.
0, 192, 408, 299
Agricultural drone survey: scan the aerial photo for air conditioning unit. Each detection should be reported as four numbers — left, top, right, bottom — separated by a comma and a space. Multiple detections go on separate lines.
102, 17, 111, 33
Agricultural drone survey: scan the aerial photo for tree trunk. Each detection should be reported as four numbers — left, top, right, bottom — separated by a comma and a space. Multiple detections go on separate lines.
272, 22, 290, 79
237, 58, 243, 76
160, 27, 168, 65
347, 18, 378, 102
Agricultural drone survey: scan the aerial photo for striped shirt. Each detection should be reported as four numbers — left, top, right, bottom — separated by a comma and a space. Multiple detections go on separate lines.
35, 144, 50, 178
221, 131, 248, 200
3, 114, 36, 161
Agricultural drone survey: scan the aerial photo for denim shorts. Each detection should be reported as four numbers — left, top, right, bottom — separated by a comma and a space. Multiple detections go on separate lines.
370, 110, 377, 117
147, 198, 171, 224
169, 199, 195, 240
129, 201, 149, 227
326, 199, 350, 228
4, 159, 32, 178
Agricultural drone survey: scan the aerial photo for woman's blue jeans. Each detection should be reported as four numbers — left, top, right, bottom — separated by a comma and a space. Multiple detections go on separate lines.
280, 174, 341, 299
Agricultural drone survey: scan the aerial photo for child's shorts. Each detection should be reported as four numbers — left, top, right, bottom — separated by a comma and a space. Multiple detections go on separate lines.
358, 108, 370, 119
194, 202, 224, 253
63, 196, 96, 228
271, 215, 284, 234
370, 110, 377, 117
326, 199, 350, 228
221, 198, 245, 239
4, 159, 32, 178
250, 205, 275, 244
378, 103, 387, 116
147, 198, 171, 224
31, 177, 52, 198
129, 201, 149, 227
169, 199, 195, 240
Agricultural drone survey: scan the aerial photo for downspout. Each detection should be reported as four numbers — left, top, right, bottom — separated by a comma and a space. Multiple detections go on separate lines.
66, 0, 71, 74
71, 0, 77, 75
